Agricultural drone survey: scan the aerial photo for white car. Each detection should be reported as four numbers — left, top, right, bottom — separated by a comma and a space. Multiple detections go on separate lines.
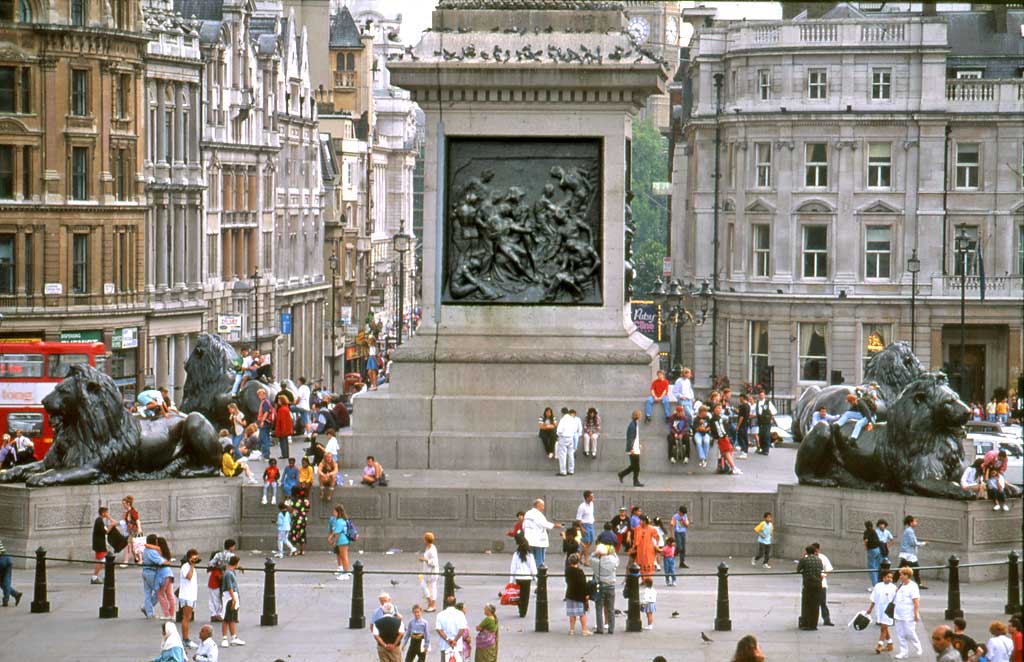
965, 421, 1023, 487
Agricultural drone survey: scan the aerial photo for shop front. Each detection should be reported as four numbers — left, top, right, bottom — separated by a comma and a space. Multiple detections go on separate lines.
110, 327, 140, 403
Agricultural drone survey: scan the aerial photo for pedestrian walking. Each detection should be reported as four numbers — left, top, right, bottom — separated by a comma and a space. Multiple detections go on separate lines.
899, 515, 928, 588
1009, 616, 1023, 661
122, 495, 142, 566
752, 512, 773, 568
522, 499, 561, 568
139, 534, 162, 619
91, 506, 117, 584
671, 506, 690, 569
617, 410, 644, 487
403, 604, 431, 662
984, 621, 1014, 662
931, 625, 961, 662
797, 544, 824, 631
876, 519, 894, 565
576, 491, 596, 563
582, 408, 601, 458
274, 393, 293, 459
0, 536, 22, 607
892, 566, 922, 658
155, 537, 177, 619
865, 569, 896, 654
588, 543, 617, 634
564, 553, 592, 636
474, 603, 499, 662
328, 504, 352, 579
753, 390, 777, 455
538, 407, 557, 460
951, 617, 984, 660
206, 539, 236, 622
419, 532, 439, 613
219, 556, 245, 647
150, 621, 186, 662
372, 602, 404, 662
555, 407, 576, 476
508, 541, 537, 619
290, 488, 310, 556
661, 536, 676, 586
734, 393, 751, 458
863, 520, 883, 588
178, 549, 200, 649
639, 577, 657, 631
275, 503, 297, 558
812, 543, 835, 627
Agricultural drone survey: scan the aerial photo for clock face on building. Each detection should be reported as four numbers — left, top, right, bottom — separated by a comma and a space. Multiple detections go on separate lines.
666, 17, 678, 45
627, 16, 651, 44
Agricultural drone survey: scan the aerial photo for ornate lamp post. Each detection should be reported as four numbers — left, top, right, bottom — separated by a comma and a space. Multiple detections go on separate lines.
392, 232, 411, 346
374, 259, 391, 344
906, 249, 920, 353
251, 267, 260, 350
954, 226, 970, 398
328, 252, 339, 393
649, 277, 711, 373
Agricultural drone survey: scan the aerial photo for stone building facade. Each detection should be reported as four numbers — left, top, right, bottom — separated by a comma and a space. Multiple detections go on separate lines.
0, 0, 148, 392
671, 4, 1024, 403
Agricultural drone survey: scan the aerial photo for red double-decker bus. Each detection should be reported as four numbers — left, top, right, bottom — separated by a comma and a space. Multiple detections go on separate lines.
0, 341, 107, 459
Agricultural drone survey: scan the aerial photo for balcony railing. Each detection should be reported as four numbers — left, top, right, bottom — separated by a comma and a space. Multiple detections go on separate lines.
944, 79, 1024, 112
333, 71, 357, 89
938, 275, 1020, 297
720, 18, 944, 53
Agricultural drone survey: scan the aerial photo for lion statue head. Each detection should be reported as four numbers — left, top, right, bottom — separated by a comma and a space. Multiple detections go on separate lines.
880, 371, 969, 488
182, 333, 237, 427
864, 341, 924, 403
41, 364, 140, 473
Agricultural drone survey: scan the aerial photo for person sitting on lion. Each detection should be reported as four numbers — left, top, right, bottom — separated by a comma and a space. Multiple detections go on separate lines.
136, 388, 167, 419
831, 392, 876, 441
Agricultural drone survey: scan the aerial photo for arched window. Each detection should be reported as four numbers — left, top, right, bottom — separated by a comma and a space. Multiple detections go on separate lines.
70, 0, 85, 25
336, 53, 345, 70
18, 0, 30, 21
346, 53, 355, 70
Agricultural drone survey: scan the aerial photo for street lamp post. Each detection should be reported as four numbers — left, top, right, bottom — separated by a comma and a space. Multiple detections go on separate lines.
711, 72, 724, 382
955, 226, 970, 398
907, 249, 920, 353
649, 277, 712, 372
392, 233, 411, 346
252, 267, 260, 351
329, 252, 339, 393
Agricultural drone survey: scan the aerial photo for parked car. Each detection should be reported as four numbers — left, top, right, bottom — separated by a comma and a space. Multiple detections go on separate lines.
965, 421, 1023, 487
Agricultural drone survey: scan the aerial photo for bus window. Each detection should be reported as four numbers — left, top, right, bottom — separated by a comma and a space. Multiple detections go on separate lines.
48, 353, 90, 379
7, 412, 43, 437
0, 354, 44, 378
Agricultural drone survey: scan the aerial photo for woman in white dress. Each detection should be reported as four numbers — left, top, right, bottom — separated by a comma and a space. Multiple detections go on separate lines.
864, 568, 897, 654
419, 532, 440, 612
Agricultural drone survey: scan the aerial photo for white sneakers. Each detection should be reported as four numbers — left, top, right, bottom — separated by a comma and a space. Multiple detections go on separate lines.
732, 469, 743, 475
271, 496, 277, 505
995, 504, 1002, 511
1003, 504, 1011, 511
261, 495, 268, 505
221, 637, 246, 647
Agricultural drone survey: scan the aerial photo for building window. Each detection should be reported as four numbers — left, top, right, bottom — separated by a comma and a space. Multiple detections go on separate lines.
19, 67, 29, 113
808, 68, 827, 99
0, 65, 30, 114
758, 69, 771, 100
752, 223, 770, 277
0, 234, 12, 294
798, 322, 828, 382
862, 323, 890, 376
181, 110, 189, 162
71, 233, 88, 294
750, 321, 770, 384
71, 146, 88, 200
113, 148, 127, 200
805, 142, 828, 187
70, 0, 85, 25
955, 143, 979, 189
865, 226, 891, 279
802, 225, 828, 278
164, 110, 173, 162
953, 225, 979, 276
867, 142, 891, 188
71, 69, 88, 116
871, 68, 891, 100
755, 142, 771, 188
23, 232, 32, 294
116, 73, 130, 119
0, 145, 12, 199
113, 0, 127, 29
21, 145, 29, 198
1019, 225, 1024, 275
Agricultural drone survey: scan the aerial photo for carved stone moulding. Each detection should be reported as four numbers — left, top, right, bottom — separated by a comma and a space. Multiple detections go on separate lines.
443, 138, 603, 306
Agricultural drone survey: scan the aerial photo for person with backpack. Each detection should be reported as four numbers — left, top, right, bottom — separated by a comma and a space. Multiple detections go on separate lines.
329, 504, 356, 580
256, 388, 274, 459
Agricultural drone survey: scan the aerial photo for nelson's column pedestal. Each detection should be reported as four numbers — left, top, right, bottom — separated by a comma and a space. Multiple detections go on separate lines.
350, 1, 669, 473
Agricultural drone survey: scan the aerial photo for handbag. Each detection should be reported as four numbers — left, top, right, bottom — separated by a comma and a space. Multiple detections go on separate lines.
500, 582, 520, 605
884, 584, 901, 620
443, 648, 463, 662
106, 527, 128, 553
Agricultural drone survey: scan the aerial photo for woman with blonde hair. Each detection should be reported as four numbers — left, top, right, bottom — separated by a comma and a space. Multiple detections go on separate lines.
892, 566, 922, 658
985, 621, 1014, 662
419, 532, 440, 612
317, 452, 338, 501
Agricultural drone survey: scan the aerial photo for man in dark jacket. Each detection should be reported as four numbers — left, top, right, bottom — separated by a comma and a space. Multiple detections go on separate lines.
617, 410, 643, 487
797, 544, 824, 631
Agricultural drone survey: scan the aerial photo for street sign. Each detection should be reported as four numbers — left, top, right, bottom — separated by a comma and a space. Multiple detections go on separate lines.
281, 312, 292, 335
662, 257, 673, 278
341, 306, 353, 325
216, 314, 243, 334
44, 283, 62, 295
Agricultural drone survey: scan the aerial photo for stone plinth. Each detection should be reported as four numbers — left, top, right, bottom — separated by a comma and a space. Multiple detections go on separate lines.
353, 4, 668, 467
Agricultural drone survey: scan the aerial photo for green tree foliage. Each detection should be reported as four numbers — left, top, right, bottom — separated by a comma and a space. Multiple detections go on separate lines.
629, 118, 669, 297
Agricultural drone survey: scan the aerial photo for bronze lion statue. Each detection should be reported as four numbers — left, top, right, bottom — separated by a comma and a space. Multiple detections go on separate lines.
792, 341, 923, 443
795, 371, 973, 499
0, 365, 222, 487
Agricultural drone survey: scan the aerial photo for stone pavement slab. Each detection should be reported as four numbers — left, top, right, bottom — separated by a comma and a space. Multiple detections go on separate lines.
0, 551, 1014, 662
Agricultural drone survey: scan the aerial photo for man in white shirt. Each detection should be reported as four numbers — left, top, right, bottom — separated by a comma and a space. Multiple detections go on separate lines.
294, 377, 311, 431
523, 498, 562, 568
323, 431, 340, 463
555, 408, 577, 477
576, 490, 596, 562
754, 390, 778, 456
11, 430, 34, 464
813, 543, 835, 627
434, 596, 469, 657
671, 368, 696, 422
571, 409, 584, 452
230, 349, 253, 395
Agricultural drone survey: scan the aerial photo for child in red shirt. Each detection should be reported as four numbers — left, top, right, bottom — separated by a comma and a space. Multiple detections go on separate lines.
262, 458, 280, 505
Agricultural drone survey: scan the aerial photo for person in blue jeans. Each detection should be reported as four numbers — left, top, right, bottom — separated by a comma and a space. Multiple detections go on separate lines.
644, 370, 672, 422
832, 393, 875, 441
256, 388, 274, 458
140, 533, 162, 618
863, 520, 883, 588
0, 536, 23, 607
671, 506, 690, 569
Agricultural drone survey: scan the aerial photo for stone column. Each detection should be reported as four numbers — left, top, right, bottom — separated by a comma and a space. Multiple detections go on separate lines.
156, 80, 166, 164
188, 201, 201, 287
174, 203, 186, 288
155, 203, 168, 289
174, 83, 184, 166
189, 84, 200, 166
235, 228, 246, 279
155, 335, 169, 388
173, 334, 186, 403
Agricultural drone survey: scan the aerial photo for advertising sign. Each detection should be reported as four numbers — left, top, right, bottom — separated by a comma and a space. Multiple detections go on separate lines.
281, 312, 292, 335
217, 315, 243, 334
111, 327, 138, 350
59, 330, 102, 343
0, 382, 55, 406
630, 300, 660, 342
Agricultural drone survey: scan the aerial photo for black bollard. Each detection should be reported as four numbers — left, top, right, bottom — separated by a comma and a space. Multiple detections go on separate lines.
534, 564, 549, 633
880, 559, 891, 574
260, 557, 278, 626
626, 561, 642, 633
30, 546, 49, 614
945, 555, 964, 620
714, 562, 732, 631
99, 553, 118, 618
1006, 551, 1021, 615
349, 560, 365, 629
443, 561, 456, 604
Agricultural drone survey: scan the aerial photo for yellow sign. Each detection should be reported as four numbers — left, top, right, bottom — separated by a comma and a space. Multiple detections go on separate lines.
866, 331, 885, 354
